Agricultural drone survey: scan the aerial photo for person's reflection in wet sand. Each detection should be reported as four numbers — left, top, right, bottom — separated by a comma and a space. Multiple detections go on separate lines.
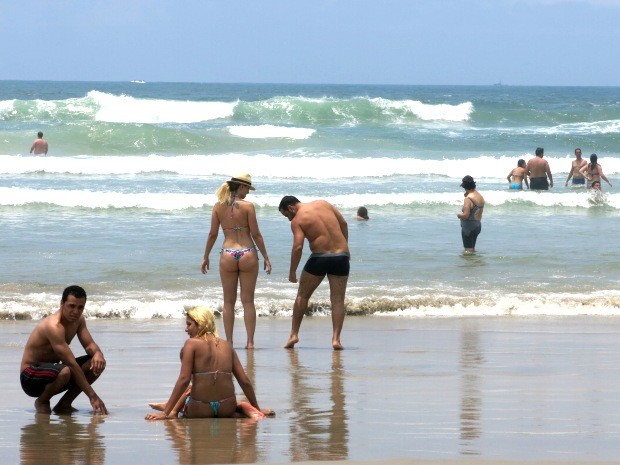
164, 417, 261, 464
287, 350, 349, 461
20, 413, 105, 465
459, 324, 483, 455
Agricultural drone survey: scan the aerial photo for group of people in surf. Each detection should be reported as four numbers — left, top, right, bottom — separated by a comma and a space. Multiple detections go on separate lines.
507, 147, 612, 191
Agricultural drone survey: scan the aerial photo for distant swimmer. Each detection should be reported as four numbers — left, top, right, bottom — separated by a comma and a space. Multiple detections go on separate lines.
506, 159, 528, 190
526, 147, 553, 190
30, 131, 48, 156
564, 148, 588, 187
279, 196, 350, 350
580, 154, 612, 188
354, 206, 369, 221
457, 176, 485, 254
588, 181, 606, 205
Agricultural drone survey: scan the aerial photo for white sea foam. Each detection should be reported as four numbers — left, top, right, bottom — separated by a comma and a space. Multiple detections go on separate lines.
4, 289, 620, 320
88, 91, 236, 124
228, 125, 315, 139
2, 185, 618, 211
370, 98, 473, 122
2, 153, 618, 178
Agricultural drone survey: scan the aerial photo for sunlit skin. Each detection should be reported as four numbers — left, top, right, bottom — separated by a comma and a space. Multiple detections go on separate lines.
200, 178, 272, 349
279, 199, 349, 350
20, 292, 107, 415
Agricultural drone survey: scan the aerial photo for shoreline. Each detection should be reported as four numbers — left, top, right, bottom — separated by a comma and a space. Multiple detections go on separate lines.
5, 316, 620, 463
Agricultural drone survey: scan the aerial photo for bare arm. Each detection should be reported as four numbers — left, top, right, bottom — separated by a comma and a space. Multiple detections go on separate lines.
333, 204, 349, 243
598, 166, 612, 186
579, 164, 590, 179
545, 161, 553, 187
76, 321, 106, 377
288, 221, 305, 283
247, 203, 271, 274
565, 164, 573, 185
232, 350, 261, 410
201, 206, 220, 274
49, 319, 107, 414
145, 340, 194, 420
456, 198, 471, 220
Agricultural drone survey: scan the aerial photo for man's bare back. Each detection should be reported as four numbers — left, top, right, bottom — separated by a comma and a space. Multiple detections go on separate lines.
292, 200, 349, 254
30, 132, 48, 155
279, 196, 350, 350
526, 157, 550, 178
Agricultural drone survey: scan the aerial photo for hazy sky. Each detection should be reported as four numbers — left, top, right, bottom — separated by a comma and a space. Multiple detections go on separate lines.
2, 0, 619, 85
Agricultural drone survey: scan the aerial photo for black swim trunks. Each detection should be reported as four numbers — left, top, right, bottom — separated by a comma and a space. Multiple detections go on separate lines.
529, 177, 549, 190
303, 253, 350, 277
20, 354, 91, 398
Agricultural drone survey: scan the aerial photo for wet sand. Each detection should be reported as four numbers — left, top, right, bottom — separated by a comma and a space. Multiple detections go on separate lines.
3, 316, 620, 464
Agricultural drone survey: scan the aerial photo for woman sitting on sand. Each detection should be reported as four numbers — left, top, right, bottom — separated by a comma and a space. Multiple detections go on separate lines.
145, 306, 273, 420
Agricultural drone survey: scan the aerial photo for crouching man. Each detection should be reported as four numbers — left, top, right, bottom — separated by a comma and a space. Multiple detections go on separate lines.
20, 285, 107, 414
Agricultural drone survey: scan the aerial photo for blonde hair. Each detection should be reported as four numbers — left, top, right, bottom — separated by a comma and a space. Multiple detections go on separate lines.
215, 181, 242, 204
186, 306, 219, 340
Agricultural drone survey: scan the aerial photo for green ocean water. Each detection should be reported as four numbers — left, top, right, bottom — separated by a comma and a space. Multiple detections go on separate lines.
1, 81, 619, 319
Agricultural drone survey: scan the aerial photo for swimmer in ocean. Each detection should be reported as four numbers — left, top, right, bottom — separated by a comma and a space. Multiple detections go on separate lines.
507, 159, 528, 190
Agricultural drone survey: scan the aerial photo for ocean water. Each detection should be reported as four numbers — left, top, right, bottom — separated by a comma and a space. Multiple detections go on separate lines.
1, 81, 619, 320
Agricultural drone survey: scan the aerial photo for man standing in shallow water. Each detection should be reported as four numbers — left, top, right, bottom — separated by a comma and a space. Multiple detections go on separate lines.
20, 285, 107, 414
565, 148, 588, 187
30, 131, 48, 155
278, 196, 350, 350
526, 147, 553, 190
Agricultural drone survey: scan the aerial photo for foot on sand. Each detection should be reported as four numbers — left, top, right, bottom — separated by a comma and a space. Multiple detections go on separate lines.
284, 335, 299, 349
149, 402, 166, 411
52, 404, 78, 414
35, 399, 51, 414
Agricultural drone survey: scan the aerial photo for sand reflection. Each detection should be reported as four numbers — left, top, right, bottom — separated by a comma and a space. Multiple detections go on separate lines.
287, 350, 349, 461
163, 416, 260, 464
459, 324, 483, 455
20, 413, 105, 465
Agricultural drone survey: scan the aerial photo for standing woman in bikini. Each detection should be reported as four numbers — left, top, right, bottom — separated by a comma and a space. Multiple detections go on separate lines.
201, 173, 272, 349
579, 154, 613, 188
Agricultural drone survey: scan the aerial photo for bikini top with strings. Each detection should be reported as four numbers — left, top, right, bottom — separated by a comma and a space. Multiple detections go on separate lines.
193, 370, 232, 382
222, 195, 249, 232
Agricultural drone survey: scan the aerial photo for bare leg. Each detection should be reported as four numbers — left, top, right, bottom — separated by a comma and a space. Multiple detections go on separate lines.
285, 271, 324, 349
220, 254, 240, 345
34, 367, 71, 413
327, 274, 348, 350
53, 361, 101, 414
238, 252, 259, 349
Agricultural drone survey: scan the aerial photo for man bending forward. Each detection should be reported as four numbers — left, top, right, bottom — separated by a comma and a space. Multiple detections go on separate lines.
279, 196, 350, 350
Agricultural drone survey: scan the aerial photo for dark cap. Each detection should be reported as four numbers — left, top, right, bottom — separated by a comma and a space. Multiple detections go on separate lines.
460, 175, 476, 190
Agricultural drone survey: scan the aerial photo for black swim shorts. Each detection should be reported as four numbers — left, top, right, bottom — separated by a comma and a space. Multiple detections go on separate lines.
303, 253, 350, 277
20, 354, 91, 398
529, 177, 549, 190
